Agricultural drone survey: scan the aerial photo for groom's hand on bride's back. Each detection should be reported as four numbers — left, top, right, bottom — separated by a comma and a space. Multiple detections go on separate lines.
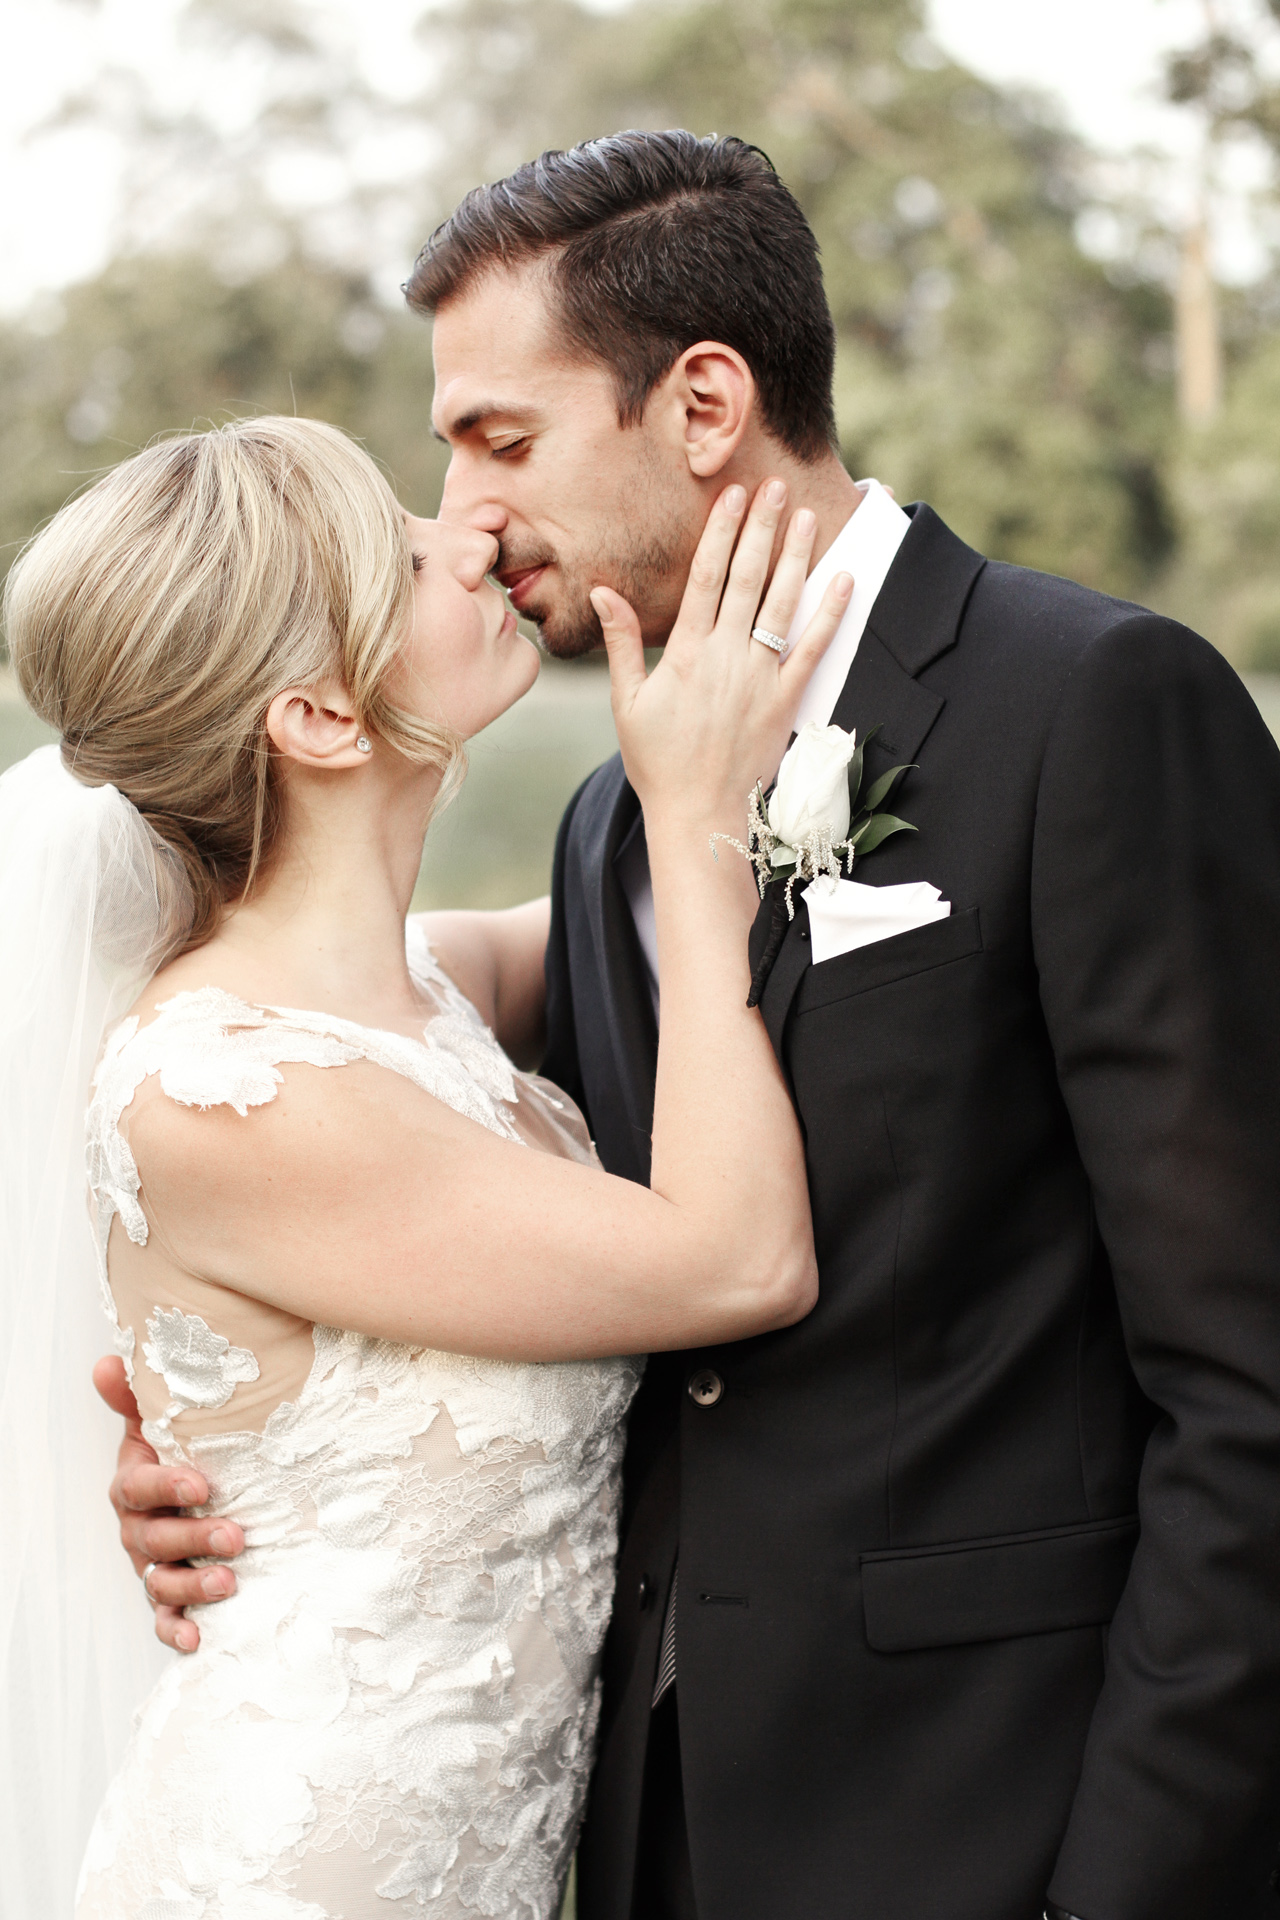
94, 1355, 242, 1653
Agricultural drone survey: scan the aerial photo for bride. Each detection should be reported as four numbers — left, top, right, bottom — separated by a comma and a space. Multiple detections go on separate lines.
0, 415, 849, 1917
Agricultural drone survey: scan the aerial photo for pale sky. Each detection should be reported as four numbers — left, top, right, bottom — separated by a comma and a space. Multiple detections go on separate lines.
930, 0, 1206, 151
0, 0, 1267, 314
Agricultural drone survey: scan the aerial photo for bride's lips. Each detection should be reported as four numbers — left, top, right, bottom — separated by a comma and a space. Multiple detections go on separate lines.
497, 564, 548, 611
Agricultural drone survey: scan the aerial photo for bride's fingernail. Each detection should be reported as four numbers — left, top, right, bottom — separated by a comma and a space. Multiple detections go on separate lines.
765, 479, 786, 507
175, 1478, 200, 1505
836, 571, 854, 597
208, 1526, 234, 1553
795, 509, 815, 537
724, 485, 746, 515
177, 1624, 198, 1652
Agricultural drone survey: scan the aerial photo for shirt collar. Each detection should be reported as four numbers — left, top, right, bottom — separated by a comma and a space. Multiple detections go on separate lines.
788, 478, 912, 731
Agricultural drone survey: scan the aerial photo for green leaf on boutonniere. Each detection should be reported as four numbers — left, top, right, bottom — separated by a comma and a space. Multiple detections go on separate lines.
862, 763, 917, 814
846, 741, 864, 813
853, 813, 917, 856
846, 722, 882, 812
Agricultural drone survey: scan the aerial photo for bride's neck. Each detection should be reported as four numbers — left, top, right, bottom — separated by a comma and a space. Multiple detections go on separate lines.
190, 760, 442, 1020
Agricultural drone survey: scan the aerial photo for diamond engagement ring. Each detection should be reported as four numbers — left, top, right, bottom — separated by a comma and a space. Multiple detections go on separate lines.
143, 1560, 159, 1603
751, 625, 788, 654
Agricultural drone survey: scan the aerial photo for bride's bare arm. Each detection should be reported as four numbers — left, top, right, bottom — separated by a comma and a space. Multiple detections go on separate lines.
126, 1030, 803, 1360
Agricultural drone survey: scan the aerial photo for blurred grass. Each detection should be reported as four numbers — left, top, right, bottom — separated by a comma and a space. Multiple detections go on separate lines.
5, 668, 1280, 914
1245, 674, 1280, 743
412, 659, 616, 909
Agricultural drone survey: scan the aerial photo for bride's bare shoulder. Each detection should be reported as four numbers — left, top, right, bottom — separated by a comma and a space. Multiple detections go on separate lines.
121, 943, 258, 1029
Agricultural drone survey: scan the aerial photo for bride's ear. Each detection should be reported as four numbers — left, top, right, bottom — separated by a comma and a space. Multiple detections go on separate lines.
668, 341, 755, 479
266, 682, 371, 769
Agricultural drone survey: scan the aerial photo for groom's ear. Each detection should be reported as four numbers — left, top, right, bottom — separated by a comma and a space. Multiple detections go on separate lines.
665, 341, 756, 479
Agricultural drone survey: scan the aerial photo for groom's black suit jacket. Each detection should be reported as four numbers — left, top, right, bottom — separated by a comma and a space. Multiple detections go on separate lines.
544, 505, 1280, 1920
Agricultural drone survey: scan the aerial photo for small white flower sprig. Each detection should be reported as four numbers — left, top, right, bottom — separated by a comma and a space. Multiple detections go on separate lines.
712, 721, 919, 1007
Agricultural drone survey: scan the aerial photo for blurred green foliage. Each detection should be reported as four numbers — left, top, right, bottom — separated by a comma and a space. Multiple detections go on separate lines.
0, 250, 448, 563
1158, 331, 1280, 662
3, 0, 1280, 771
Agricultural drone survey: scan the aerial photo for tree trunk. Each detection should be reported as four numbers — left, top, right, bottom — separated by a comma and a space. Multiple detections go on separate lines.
1176, 216, 1222, 428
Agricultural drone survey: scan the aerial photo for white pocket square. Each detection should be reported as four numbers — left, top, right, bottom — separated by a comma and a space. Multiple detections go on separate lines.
802, 877, 951, 966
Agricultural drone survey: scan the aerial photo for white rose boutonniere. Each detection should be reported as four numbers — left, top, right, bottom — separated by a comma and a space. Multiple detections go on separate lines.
766, 722, 856, 860
712, 720, 919, 1006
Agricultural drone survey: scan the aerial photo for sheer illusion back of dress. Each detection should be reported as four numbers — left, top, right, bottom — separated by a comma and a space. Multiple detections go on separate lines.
76, 922, 641, 1920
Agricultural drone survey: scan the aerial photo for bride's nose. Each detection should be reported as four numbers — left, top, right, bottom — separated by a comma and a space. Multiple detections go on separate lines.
454, 527, 501, 587
438, 464, 508, 538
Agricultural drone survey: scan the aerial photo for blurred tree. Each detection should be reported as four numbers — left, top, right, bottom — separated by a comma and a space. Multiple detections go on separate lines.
0, 248, 446, 584
1146, 0, 1280, 660
1155, 327, 1280, 663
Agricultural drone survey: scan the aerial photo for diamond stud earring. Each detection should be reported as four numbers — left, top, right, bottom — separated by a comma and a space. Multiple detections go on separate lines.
356, 736, 372, 755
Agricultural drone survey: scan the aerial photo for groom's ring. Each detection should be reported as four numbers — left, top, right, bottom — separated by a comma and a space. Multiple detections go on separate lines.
143, 1561, 159, 1604
751, 625, 787, 654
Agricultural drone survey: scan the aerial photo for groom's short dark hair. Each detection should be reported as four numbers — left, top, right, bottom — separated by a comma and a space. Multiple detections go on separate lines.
405, 130, 838, 463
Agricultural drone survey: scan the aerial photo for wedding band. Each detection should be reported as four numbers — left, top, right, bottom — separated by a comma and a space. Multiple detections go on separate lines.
143, 1561, 159, 1603
751, 625, 788, 654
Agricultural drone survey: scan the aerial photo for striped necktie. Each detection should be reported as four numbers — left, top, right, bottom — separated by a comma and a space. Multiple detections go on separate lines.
652, 1565, 678, 1707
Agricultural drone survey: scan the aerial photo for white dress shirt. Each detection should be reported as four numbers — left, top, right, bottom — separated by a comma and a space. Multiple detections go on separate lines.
618, 479, 912, 1016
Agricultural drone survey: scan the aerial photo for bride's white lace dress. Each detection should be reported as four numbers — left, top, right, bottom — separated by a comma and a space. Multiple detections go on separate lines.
75, 924, 641, 1920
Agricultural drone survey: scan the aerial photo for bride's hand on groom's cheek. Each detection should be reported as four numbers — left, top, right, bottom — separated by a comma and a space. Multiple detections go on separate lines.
94, 1355, 243, 1653
592, 478, 851, 829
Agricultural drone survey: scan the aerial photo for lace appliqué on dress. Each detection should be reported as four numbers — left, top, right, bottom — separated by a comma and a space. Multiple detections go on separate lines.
78, 930, 640, 1920
143, 1305, 261, 1443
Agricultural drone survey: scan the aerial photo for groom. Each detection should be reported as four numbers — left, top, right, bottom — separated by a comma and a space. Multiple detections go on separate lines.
111, 132, 1280, 1917
411, 132, 1280, 1920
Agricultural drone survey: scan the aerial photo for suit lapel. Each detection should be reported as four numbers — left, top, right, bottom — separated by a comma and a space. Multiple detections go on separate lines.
578, 758, 659, 1177
755, 504, 986, 1059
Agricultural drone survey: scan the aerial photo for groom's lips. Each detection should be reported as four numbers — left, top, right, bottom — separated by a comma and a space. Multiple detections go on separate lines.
497, 564, 548, 611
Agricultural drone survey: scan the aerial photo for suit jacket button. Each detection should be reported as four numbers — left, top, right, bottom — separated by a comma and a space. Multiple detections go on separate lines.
688, 1368, 724, 1407
638, 1573, 653, 1610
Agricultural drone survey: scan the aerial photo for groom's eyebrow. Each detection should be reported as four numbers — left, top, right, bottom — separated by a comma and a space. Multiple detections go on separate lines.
432, 401, 538, 442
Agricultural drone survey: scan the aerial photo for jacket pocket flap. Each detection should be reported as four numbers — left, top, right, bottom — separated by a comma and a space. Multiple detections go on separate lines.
860, 1514, 1139, 1653
796, 905, 982, 1015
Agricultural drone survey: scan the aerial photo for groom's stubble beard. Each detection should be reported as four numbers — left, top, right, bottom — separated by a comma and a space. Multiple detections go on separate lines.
501, 529, 683, 658
500, 470, 698, 659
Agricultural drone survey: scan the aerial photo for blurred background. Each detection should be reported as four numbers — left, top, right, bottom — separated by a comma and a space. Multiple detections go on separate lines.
3, 0, 1280, 912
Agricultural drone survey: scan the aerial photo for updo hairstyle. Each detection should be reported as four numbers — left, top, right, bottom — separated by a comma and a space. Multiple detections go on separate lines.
3, 416, 462, 956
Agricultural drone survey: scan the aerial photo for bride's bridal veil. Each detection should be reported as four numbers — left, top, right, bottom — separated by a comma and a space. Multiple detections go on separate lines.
0, 745, 194, 1914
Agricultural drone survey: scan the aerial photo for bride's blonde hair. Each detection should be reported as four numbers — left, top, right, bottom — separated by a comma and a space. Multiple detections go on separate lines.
4, 415, 462, 953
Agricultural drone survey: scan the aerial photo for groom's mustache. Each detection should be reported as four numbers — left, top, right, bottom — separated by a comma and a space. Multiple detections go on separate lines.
493, 541, 558, 588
